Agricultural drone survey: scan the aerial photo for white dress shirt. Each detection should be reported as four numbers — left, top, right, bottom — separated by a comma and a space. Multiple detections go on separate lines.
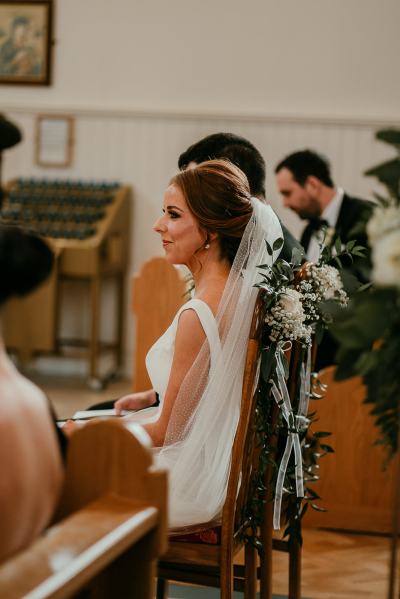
307, 187, 344, 263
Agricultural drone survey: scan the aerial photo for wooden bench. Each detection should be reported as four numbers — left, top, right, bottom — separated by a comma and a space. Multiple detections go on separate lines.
0, 419, 167, 599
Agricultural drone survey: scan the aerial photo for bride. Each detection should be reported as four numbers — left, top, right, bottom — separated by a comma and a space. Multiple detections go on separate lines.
115, 159, 283, 529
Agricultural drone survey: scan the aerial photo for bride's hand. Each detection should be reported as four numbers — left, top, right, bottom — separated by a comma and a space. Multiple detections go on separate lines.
60, 419, 85, 436
114, 390, 157, 415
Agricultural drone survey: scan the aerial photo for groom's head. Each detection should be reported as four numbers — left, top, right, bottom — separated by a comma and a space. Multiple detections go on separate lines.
178, 132, 266, 199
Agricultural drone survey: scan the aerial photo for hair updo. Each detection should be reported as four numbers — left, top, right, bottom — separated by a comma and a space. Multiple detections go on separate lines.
171, 159, 253, 265
0, 225, 54, 306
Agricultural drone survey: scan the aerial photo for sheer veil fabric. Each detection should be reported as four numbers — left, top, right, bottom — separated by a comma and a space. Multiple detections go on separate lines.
132, 199, 282, 529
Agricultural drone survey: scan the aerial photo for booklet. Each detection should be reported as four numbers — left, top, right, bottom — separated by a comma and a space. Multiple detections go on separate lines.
72, 409, 130, 420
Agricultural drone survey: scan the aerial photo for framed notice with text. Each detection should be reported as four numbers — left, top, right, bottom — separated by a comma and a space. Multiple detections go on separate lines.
0, 1, 54, 85
35, 115, 74, 168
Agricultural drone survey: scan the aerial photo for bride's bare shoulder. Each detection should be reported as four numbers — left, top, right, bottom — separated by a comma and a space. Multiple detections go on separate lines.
194, 275, 227, 316
193, 292, 221, 317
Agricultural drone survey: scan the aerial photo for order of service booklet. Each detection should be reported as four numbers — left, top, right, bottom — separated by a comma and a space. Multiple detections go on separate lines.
72, 409, 129, 419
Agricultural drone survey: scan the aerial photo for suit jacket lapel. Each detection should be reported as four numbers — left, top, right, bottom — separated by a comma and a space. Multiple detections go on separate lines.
334, 194, 357, 239
300, 223, 313, 252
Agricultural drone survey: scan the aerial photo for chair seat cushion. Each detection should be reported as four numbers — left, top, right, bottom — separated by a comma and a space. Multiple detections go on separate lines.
171, 526, 221, 545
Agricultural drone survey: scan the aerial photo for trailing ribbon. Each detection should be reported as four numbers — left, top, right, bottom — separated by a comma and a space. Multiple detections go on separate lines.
271, 344, 311, 529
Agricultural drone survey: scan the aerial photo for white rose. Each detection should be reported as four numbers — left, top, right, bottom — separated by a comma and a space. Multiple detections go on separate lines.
372, 229, 400, 288
367, 205, 400, 245
322, 266, 343, 299
279, 288, 305, 320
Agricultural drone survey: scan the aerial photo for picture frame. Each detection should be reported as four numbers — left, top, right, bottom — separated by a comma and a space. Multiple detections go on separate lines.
35, 114, 74, 167
0, 0, 54, 85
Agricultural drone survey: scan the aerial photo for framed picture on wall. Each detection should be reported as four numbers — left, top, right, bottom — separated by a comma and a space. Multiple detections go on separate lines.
0, 0, 54, 85
35, 114, 74, 167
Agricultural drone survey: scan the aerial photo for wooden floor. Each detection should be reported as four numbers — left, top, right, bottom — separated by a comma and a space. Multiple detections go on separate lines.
38, 373, 396, 599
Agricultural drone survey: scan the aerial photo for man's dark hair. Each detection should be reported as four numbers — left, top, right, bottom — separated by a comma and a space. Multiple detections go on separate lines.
275, 149, 334, 188
178, 132, 266, 197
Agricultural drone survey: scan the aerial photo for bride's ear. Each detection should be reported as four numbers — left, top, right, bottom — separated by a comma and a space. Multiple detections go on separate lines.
202, 230, 218, 248
208, 231, 218, 243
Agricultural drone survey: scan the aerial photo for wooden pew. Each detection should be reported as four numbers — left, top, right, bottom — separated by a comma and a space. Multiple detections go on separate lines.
305, 367, 396, 533
0, 419, 167, 599
132, 257, 186, 391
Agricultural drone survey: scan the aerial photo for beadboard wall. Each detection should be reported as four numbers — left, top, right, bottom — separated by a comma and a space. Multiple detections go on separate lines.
2, 107, 398, 377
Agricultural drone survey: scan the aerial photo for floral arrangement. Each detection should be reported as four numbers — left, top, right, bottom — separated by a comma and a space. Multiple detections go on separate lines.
331, 128, 400, 458
240, 235, 361, 548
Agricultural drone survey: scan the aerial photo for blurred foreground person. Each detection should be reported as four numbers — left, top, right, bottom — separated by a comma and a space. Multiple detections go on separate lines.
0, 225, 64, 563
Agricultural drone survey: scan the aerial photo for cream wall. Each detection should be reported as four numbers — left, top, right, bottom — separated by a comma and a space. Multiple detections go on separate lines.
1, 0, 399, 378
1, 0, 400, 119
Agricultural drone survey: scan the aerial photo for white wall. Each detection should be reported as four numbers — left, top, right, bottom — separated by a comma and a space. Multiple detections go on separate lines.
1, 0, 400, 119
1, 0, 399, 378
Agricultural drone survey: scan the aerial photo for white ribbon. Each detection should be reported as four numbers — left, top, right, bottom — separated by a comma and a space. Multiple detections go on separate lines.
271, 344, 311, 529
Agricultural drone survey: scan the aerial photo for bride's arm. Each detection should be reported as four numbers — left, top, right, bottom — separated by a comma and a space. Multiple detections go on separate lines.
143, 309, 206, 447
114, 389, 158, 414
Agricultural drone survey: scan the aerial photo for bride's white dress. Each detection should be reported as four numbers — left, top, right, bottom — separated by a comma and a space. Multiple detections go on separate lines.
147, 298, 221, 401
130, 298, 224, 530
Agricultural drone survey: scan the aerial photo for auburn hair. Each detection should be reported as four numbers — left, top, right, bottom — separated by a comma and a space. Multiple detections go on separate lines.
170, 159, 253, 264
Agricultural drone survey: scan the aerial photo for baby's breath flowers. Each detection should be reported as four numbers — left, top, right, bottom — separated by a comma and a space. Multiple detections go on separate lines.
297, 263, 348, 326
265, 288, 312, 344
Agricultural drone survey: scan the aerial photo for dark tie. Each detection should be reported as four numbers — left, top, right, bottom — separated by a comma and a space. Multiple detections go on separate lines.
300, 218, 329, 251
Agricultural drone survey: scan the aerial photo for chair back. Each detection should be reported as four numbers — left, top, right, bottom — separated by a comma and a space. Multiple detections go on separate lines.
56, 419, 167, 552
220, 290, 266, 545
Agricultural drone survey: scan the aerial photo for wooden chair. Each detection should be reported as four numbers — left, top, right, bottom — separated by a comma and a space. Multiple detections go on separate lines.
156, 291, 267, 599
257, 263, 315, 599
260, 339, 315, 599
132, 256, 186, 391
0, 419, 167, 599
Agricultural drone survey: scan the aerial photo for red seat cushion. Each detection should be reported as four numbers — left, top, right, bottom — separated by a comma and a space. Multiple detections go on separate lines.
171, 526, 221, 545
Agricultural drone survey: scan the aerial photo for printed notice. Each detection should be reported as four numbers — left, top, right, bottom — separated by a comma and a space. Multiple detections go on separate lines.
36, 116, 73, 167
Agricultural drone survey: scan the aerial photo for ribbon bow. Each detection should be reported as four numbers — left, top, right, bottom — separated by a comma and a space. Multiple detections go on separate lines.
270, 343, 311, 530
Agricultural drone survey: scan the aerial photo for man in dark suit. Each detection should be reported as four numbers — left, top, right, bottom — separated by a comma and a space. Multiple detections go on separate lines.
275, 149, 373, 369
178, 132, 303, 263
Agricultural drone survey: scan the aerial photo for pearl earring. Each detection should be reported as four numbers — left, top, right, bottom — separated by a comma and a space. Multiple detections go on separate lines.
204, 243, 210, 249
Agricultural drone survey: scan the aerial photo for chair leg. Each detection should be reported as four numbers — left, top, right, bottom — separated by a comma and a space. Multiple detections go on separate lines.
156, 576, 168, 599
288, 538, 301, 599
220, 547, 233, 599
244, 543, 257, 599
259, 499, 273, 599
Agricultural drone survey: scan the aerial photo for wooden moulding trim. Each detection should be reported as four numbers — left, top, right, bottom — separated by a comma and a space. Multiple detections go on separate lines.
3, 104, 400, 128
